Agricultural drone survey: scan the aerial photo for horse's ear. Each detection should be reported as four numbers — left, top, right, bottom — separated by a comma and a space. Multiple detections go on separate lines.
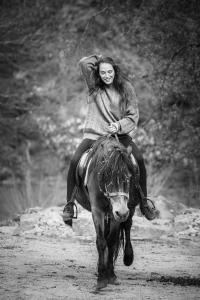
126, 145, 132, 156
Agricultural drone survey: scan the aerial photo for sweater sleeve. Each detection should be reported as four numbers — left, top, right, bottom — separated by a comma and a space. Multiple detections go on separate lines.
117, 82, 139, 135
79, 54, 101, 92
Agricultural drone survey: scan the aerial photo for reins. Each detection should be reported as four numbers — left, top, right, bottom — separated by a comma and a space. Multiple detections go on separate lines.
114, 133, 119, 143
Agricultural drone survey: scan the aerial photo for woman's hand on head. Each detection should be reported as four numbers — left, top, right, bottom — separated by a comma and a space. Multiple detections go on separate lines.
108, 122, 120, 134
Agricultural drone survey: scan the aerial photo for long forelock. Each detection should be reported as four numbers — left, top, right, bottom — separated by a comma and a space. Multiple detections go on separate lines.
91, 137, 134, 192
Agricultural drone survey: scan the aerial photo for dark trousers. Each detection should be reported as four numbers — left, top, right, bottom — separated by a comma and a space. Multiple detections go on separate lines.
66, 135, 147, 202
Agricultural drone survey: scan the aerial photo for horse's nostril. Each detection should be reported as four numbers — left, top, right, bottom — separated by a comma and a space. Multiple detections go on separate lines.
115, 210, 129, 219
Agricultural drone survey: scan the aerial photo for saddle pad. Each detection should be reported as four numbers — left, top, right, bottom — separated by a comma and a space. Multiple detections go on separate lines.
84, 158, 92, 186
77, 148, 93, 187
79, 149, 91, 173
130, 154, 138, 167
131, 153, 140, 181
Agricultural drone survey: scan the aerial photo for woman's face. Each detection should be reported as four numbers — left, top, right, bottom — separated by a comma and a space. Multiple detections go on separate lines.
99, 62, 115, 85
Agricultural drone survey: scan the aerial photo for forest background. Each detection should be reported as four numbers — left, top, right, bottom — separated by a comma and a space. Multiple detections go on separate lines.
0, 0, 199, 221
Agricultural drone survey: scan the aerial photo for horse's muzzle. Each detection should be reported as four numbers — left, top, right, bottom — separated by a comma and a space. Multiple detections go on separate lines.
109, 194, 130, 222
113, 208, 129, 222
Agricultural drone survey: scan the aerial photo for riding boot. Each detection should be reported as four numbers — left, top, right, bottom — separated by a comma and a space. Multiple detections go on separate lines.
137, 158, 159, 220
63, 194, 76, 222
138, 187, 159, 221
62, 162, 77, 225
62, 194, 76, 226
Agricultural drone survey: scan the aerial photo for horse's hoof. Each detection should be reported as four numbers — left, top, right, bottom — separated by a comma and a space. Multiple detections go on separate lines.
96, 279, 108, 290
124, 245, 134, 266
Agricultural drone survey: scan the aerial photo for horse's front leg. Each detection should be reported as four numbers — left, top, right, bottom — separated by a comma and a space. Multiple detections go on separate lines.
123, 212, 134, 266
91, 208, 108, 290
106, 221, 120, 285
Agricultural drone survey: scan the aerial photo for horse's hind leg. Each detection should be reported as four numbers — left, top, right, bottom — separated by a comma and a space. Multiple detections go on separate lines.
123, 215, 134, 266
107, 247, 120, 285
107, 247, 119, 285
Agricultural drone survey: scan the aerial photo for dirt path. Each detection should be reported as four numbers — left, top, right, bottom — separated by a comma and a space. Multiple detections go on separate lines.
0, 223, 200, 300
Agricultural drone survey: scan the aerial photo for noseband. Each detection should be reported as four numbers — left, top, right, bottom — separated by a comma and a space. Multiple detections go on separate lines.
104, 191, 129, 200
99, 170, 131, 202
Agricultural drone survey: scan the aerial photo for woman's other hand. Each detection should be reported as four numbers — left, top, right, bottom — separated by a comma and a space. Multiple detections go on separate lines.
108, 122, 120, 134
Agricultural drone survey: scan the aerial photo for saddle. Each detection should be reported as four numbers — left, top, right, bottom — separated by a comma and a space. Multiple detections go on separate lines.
75, 148, 93, 187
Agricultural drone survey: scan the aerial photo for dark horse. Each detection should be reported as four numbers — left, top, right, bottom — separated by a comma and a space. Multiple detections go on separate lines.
74, 136, 139, 290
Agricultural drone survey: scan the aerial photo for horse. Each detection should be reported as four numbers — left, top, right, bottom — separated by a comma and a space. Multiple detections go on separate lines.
73, 135, 140, 290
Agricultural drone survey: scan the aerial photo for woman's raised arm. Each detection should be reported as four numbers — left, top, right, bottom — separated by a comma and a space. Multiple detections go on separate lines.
79, 54, 102, 91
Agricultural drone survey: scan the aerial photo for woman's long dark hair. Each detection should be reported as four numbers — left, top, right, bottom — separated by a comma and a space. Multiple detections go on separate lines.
92, 56, 130, 117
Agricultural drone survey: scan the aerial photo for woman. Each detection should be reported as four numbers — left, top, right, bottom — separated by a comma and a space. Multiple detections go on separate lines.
63, 54, 158, 223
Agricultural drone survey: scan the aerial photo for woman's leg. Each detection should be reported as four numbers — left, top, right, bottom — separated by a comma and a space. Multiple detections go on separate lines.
129, 142, 147, 197
63, 138, 95, 221
118, 135, 158, 220
118, 135, 147, 197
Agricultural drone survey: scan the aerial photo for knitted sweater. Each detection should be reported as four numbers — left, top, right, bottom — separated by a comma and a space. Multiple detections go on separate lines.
79, 55, 139, 140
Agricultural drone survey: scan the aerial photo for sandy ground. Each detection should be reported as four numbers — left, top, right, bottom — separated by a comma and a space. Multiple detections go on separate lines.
0, 207, 200, 300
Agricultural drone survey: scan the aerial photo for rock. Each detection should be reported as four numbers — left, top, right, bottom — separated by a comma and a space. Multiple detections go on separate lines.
20, 213, 40, 231
24, 207, 43, 214
18, 206, 75, 238
8, 203, 200, 243
0, 225, 18, 235
173, 208, 200, 239
72, 209, 95, 240
132, 215, 173, 240
154, 195, 186, 220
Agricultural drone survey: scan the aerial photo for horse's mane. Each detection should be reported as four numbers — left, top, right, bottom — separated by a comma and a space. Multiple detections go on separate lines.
91, 136, 135, 193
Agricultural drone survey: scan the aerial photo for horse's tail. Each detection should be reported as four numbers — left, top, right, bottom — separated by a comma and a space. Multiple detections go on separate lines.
113, 220, 134, 266
113, 224, 125, 263
106, 220, 124, 263
106, 216, 134, 264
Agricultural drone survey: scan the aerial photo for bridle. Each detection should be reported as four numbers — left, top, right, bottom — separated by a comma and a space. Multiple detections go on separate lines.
104, 191, 129, 199
99, 175, 130, 203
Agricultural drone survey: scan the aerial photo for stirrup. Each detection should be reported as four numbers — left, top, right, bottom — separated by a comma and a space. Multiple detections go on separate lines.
63, 202, 78, 219
72, 202, 78, 219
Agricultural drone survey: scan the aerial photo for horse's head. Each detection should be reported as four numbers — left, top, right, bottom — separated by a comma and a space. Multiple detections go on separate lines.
106, 190, 130, 222
92, 137, 135, 223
